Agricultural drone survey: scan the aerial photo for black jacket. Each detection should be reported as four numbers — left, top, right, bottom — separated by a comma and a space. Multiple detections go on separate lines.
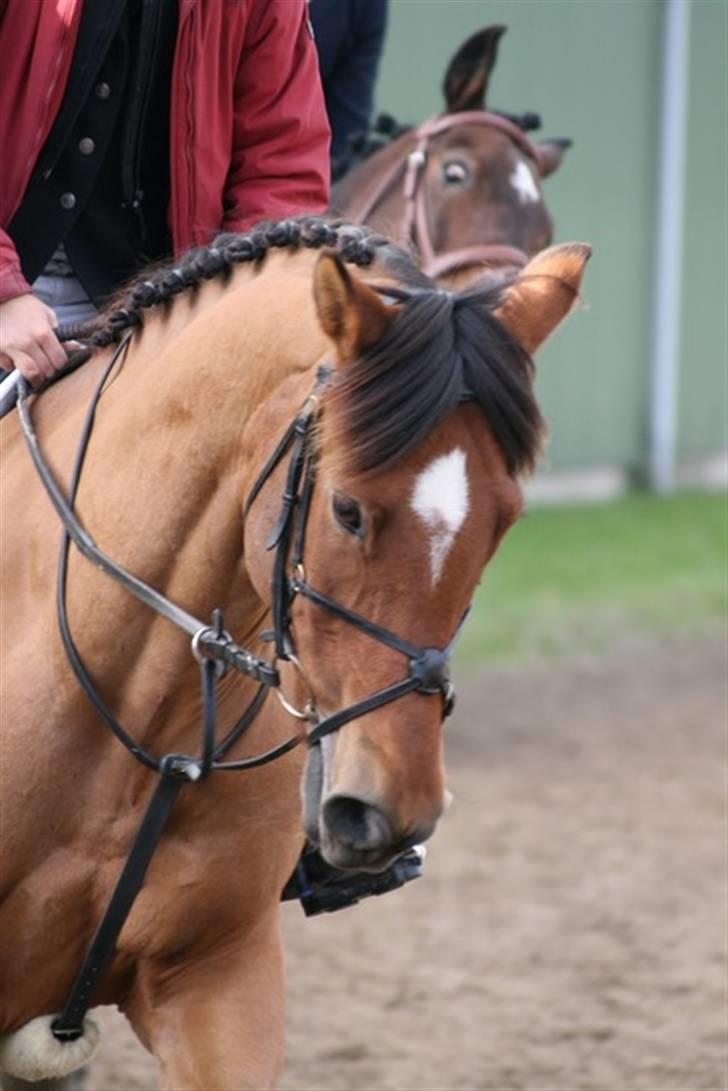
309, 0, 388, 177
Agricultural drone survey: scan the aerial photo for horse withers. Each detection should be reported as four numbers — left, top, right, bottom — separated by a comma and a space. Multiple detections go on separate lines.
332, 25, 571, 287
0, 220, 590, 1089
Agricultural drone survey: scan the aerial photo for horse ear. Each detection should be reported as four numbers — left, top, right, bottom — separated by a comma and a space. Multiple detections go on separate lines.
493, 243, 592, 355
442, 25, 506, 113
313, 250, 396, 362
537, 138, 573, 178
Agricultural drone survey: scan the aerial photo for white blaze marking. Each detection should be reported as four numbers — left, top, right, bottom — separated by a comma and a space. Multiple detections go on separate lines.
411, 449, 470, 586
510, 159, 540, 203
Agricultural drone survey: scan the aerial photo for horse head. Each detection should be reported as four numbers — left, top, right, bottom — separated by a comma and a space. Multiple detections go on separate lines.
332, 25, 572, 288
244, 240, 590, 872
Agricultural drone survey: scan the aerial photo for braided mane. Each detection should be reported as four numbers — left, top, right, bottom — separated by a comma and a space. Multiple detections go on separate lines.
85, 215, 544, 477
87, 217, 430, 349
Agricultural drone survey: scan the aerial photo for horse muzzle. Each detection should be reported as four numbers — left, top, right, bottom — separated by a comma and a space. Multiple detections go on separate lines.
318, 792, 437, 872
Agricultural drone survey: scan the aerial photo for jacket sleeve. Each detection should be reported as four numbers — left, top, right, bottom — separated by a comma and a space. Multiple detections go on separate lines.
0, 229, 32, 304
223, 0, 331, 231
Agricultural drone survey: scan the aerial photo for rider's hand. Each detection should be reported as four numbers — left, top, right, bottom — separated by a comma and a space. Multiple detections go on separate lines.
0, 292, 68, 387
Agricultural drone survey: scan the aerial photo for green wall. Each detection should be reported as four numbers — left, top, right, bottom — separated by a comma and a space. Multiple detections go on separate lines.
374, 0, 725, 474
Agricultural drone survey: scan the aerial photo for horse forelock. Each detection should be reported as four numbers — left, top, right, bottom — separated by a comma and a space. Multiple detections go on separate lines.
318, 285, 545, 482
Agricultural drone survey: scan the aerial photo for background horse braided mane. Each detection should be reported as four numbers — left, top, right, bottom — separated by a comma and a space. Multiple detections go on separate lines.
0, 216, 590, 1090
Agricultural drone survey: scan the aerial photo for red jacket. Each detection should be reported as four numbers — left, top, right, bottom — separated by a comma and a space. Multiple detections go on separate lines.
0, 0, 331, 303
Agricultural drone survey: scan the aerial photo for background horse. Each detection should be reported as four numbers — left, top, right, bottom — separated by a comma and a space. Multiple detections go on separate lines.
0, 219, 589, 1090
332, 25, 571, 286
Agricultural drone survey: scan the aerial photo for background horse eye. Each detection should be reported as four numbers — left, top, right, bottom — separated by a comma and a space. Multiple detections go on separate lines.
332, 492, 364, 537
442, 160, 470, 185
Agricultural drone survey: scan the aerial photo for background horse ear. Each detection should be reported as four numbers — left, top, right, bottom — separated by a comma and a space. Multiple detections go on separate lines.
537, 138, 573, 178
442, 25, 506, 114
494, 243, 592, 355
313, 250, 397, 362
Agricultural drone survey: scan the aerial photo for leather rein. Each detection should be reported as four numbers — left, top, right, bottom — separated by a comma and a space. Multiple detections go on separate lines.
15, 326, 462, 1041
348, 110, 547, 279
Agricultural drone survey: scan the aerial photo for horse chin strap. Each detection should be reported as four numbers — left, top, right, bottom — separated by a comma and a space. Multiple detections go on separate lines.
350, 110, 543, 279
248, 367, 465, 745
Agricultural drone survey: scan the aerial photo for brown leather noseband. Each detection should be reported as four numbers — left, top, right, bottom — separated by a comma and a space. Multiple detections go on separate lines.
350, 111, 547, 280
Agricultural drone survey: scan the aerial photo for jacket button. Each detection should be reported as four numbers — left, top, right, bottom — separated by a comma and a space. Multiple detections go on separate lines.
60, 192, 77, 210
95, 82, 111, 99
78, 137, 96, 156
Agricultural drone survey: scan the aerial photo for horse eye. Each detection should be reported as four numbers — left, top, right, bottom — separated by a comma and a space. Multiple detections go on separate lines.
332, 492, 364, 537
443, 160, 470, 185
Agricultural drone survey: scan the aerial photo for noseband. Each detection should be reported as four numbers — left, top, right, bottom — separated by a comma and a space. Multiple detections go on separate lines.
349, 110, 547, 280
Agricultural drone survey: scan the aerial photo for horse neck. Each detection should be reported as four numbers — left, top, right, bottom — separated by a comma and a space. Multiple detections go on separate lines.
25, 253, 332, 754
105, 249, 328, 556
123, 248, 329, 395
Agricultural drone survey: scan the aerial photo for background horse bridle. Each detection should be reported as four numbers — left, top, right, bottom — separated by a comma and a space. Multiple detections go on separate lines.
346, 111, 549, 280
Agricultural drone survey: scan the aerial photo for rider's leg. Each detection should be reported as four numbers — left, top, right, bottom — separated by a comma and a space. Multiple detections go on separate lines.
32, 247, 97, 332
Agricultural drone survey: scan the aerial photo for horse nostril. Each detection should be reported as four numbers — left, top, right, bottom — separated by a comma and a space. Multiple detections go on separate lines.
322, 795, 392, 851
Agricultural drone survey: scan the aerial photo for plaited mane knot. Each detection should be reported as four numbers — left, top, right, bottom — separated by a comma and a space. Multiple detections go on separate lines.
223, 234, 265, 262
335, 224, 376, 265
265, 220, 301, 248
159, 268, 187, 295
202, 249, 226, 277
132, 281, 161, 307
85, 217, 426, 349
108, 309, 138, 330
299, 219, 338, 248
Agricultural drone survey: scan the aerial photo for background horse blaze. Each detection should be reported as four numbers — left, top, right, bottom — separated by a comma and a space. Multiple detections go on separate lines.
332, 25, 572, 286
0, 223, 590, 1089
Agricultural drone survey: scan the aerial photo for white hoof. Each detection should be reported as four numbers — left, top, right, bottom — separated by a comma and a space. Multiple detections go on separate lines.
0, 1014, 100, 1080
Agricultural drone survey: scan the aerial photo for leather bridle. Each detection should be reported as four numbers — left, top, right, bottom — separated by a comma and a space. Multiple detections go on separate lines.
245, 366, 461, 744
348, 110, 547, 280
14, 335, 465, 1042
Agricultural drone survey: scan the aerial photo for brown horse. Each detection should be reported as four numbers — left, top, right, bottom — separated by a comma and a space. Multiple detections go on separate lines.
332, 25, 571, 286
0, 219, 590, 1089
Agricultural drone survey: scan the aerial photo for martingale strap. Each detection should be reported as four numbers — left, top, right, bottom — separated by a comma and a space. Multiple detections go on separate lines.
52, 762, 187, 1041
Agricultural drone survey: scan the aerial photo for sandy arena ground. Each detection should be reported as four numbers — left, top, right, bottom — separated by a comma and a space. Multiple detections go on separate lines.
78, 635, 726, 1089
